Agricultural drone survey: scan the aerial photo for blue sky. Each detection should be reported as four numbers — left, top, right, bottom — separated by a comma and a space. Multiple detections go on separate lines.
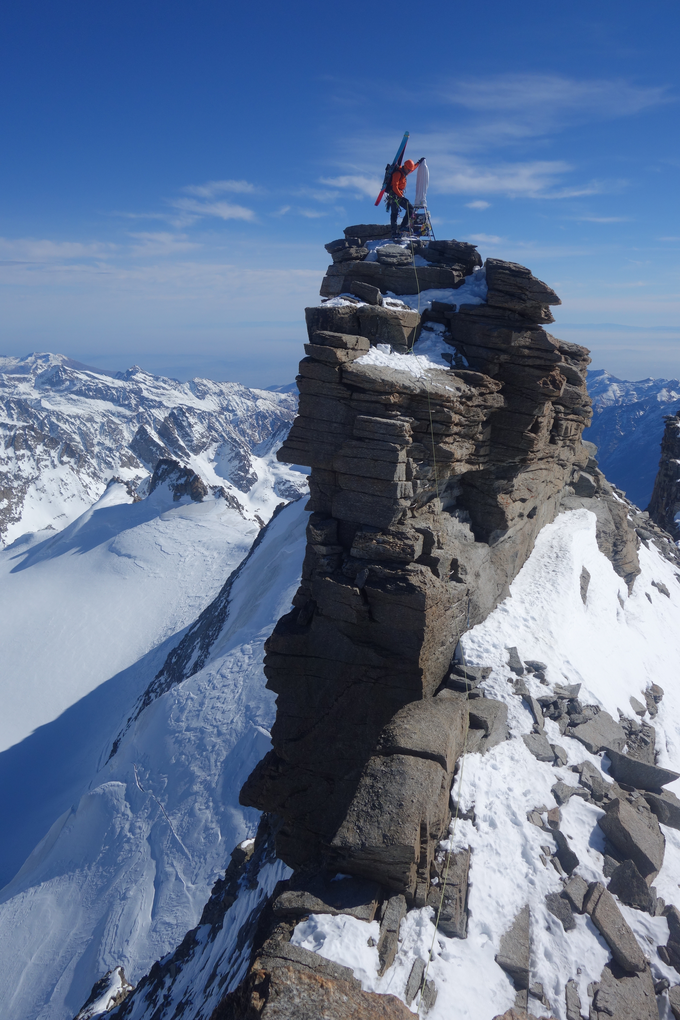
1, 0, 679, 386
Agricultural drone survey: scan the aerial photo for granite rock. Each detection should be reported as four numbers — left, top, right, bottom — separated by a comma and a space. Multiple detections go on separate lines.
584, 883, 647, 973
597, 797, 665, 881
605, 747, 680, 792
495, 904, 531, 989
590, 963, 657, 1020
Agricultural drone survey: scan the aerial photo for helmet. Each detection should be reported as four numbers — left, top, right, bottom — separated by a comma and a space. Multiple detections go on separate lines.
403, 160, 415, 172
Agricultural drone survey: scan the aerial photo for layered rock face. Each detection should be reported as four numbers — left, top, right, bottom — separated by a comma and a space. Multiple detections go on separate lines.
648, 411, 680, 538
241, 229, 594, 894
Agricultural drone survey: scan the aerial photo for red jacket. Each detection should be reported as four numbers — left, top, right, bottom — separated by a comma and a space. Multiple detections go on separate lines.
390, 159, 416, 197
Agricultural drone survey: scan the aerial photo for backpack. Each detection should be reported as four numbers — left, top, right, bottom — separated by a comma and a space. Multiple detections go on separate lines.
381, 162, 401, 196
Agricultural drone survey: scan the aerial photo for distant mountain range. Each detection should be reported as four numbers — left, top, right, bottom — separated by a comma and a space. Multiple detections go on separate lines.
585, 369, 680, 509
0, 352, 305, 547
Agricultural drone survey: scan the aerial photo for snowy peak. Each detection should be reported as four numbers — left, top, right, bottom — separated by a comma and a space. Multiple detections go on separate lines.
585, 369, 680, 510
0, 351, 304, 545
588, 368, 680, 409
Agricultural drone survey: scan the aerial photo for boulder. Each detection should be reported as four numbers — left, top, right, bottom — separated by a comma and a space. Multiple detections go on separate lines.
323, 258, 463, 297
485, 258, 561, 323
219, 940, 414, 1019
523, 732, 555, 762
597, 797, 665, 881
495, 905, 530, 990
329, 753, 450, 893
553, 830, 579, 875
426, 849, 470, 938
590, 963, 658, 1020
331, 245, 369, 263
376, 244, 413, 267
662, 905, 680, 971
562, 874, 589, 913
349, 280, 383, 305
545, 891, 575, 931
468, 699, 508, 752
630, 696, 647, 717
670, 985, 680, 1020
575, 760, 609, 802
506, 646, 524, 675
565, 978, 582, 1020
584, 883, 647, 973
644, 788, 680, 830
404, 958, 425, 1005
525, 695, 545, 730
420, 239, 482, 275
376, 698, 467, 773
551, 745, 568, 767
377, 894, 406, 975
580, 565, 591, 602
304, 303, 420, 353
344, 223, 393, 243
569, 711, 626, 754
605, 747, 680, 792
272, 871, 382, 921
552, 781, 586, 806
607, 859, 658, 914
444, 663, 491, 693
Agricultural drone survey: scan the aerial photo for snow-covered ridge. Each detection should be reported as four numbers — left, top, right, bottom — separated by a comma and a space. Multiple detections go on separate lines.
0, 351, 305, 546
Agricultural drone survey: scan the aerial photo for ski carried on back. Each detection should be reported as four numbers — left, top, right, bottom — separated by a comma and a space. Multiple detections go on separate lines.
374, 131, 409, 206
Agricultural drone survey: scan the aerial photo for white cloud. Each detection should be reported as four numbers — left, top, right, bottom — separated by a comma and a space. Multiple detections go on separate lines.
445, 74, 670, 126
272, 205, 291, 217
128, 233, 201, 257
297, 208, 327, 219
435, 158, 572, 198
182, 179, 256, 198
468, 233, 504, 245
168, 197, 256, 224
0, 237, 116, 262
573, 216, 629, 223
466, 200, 490, 209
319, 174, 379, 197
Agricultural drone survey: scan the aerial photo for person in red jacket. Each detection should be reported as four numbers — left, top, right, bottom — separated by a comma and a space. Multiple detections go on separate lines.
387, 157, 424, 236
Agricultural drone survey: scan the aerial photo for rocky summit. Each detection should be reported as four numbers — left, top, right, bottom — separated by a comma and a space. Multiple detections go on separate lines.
241, 234, 596, 882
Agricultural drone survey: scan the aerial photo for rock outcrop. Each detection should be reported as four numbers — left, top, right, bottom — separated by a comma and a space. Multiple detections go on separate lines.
648, 411, 680, 539
241, 230, 594, 889
100, 228, 680, 1020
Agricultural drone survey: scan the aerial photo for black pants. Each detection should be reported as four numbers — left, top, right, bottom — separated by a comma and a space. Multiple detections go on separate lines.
388, 194, 413, 231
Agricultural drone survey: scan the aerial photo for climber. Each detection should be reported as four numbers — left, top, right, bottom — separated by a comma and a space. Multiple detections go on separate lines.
387, 157, 424, 237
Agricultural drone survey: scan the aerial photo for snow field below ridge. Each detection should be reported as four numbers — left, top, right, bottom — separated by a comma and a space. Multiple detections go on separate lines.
0, 482, 259, 752
0, 498, 309, 1020
291, 508, 680, 1019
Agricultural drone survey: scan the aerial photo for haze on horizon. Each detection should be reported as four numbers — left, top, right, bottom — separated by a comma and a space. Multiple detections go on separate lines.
1, 0, 679, 388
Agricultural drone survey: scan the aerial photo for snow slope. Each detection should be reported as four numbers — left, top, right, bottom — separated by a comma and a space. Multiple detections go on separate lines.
0, 483, 259, 755
281, 508, 680, 1020
585, 369, 680, 509
0, 497, 308, 1020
